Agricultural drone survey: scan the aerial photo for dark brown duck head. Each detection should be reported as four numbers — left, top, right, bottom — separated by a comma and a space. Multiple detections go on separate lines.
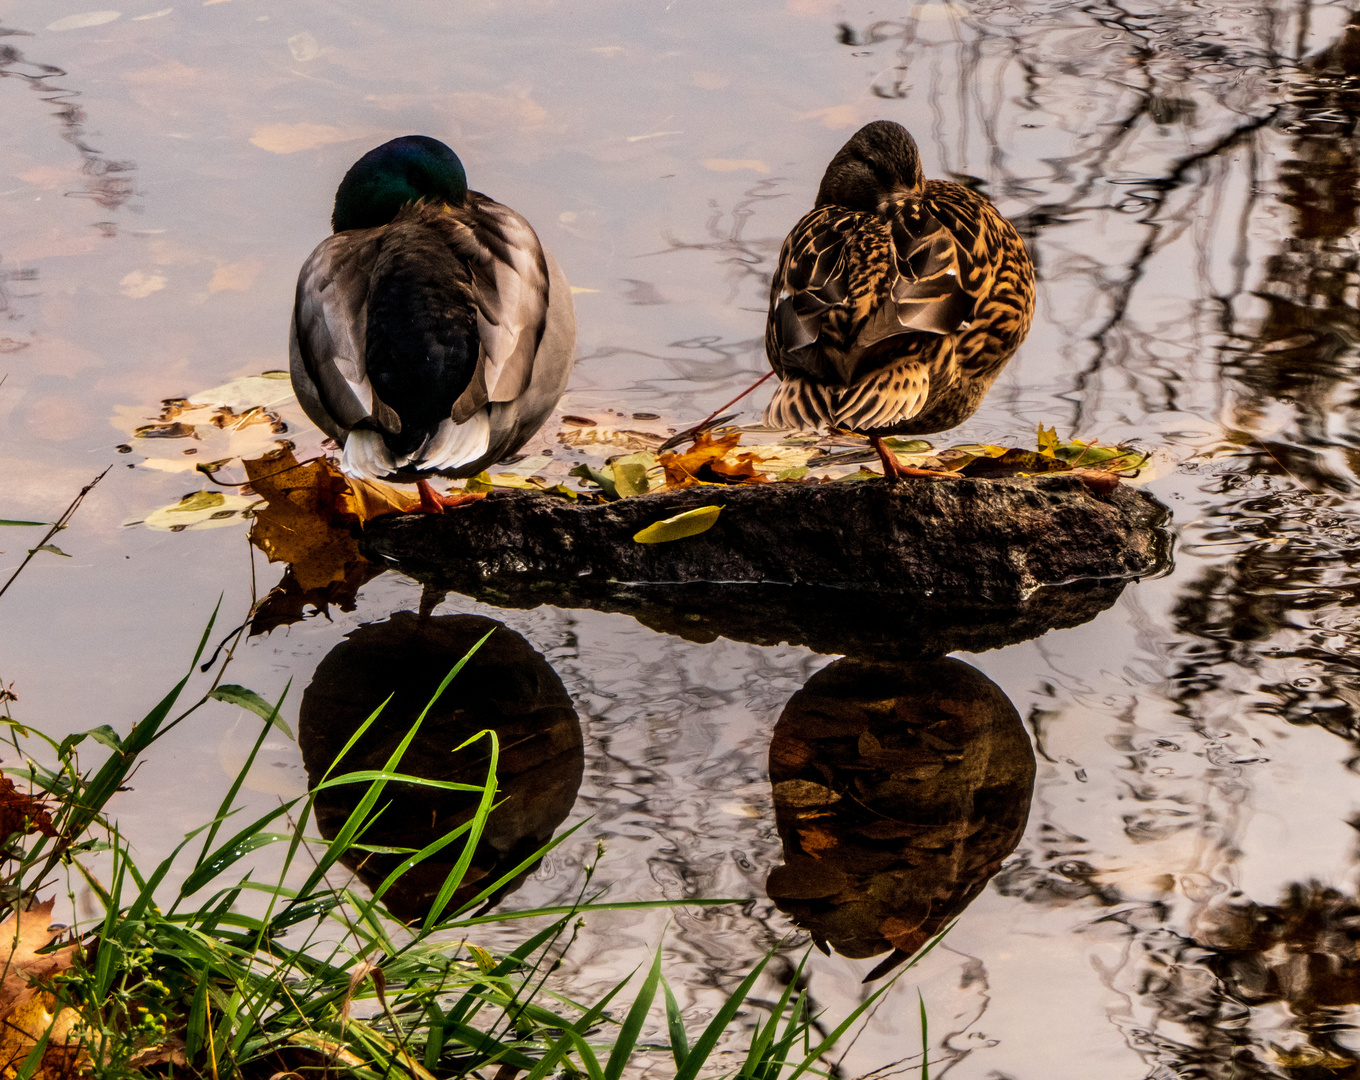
814, 120, 925, 213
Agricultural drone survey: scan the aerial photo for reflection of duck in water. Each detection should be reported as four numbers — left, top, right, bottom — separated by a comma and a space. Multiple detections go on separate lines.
290, 136, 576, 503
299, 611, 582, 921
767, 656, 1035, 980
764, 121, 1035, 479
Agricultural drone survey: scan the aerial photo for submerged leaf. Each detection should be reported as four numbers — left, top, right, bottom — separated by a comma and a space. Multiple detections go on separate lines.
633, 504, 723, 543
140, 492, 259, 532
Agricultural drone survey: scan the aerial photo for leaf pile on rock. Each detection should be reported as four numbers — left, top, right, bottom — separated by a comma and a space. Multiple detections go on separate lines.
565, 423, 1151, 501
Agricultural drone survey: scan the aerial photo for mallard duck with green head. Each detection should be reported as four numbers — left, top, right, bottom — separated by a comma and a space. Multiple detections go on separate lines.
764, 120, 1034, 477
290, 135, 575, 506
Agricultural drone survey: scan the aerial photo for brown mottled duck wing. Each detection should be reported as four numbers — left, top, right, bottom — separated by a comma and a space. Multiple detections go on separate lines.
766, 199, 979, 380
920, 180, 1035, 381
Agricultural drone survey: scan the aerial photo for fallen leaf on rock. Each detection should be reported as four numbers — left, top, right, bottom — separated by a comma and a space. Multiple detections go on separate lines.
633, 504, 722, 544
659, 431, 744, 486
347, 476, 418, 521
956, 448, 1072, 478
244, 451, 365, 591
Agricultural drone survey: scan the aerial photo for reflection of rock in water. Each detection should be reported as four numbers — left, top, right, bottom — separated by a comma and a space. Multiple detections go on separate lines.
1122, 883, 1360, 1078
299, 612, 582, 921
766, 657, 1035, 980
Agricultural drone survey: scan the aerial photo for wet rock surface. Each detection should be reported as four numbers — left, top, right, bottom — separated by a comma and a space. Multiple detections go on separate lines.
361, 476, 1171, 657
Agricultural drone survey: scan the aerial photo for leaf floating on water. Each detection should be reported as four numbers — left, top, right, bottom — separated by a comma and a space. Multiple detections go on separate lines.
558, 425, 666, 452
632, 504, 722, 544
610, 452, 657, 497
28, 545, 70, 558
0, 521, 45, 528
569, 462, 619, 500
139, 491, 259, 531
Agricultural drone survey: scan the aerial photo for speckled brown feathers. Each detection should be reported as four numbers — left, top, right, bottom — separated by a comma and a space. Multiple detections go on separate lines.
765, 121, 1034, 436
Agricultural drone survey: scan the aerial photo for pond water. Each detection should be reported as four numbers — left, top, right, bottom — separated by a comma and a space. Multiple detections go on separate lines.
5, 0, 1360, 1075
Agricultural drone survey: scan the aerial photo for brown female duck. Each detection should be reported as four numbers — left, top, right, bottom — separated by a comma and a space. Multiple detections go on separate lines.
764, 121, 1034, 477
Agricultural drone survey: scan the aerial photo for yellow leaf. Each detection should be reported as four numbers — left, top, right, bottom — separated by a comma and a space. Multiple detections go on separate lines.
140, 491, 259, 531
633, 504, 722, 543
610, 453, 656, 497
463, 472, 494, 494
1037, 423, 1059, 457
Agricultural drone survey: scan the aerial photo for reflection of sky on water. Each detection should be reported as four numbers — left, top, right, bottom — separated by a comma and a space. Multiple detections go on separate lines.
6, 0, 1360, 1075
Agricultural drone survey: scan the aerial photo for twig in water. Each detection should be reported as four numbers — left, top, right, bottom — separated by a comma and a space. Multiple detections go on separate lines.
657, 370, 775, 451
0, 466, 110, 601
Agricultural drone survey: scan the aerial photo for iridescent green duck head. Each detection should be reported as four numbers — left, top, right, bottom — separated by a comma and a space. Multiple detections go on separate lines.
815, 120, 924, 213
331, 135, 468, 233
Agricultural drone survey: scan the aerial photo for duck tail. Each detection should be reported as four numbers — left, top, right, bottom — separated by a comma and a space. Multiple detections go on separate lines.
764, 375, 833, 432
341, 429, 398, 481
405, 410, 492, 473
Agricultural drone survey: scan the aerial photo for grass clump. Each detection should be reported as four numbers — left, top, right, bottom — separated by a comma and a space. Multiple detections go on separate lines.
0, 603, 937, 1080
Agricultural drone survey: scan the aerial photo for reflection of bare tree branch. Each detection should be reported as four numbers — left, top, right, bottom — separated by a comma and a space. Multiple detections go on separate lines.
0, 24, 136, 215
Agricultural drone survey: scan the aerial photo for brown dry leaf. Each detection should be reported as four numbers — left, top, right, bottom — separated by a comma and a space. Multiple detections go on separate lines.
0, 777, 56, 841
0, 991, 86, 1080
660, 430, 746, 487
243, 451, 366, 592
126, 1039, 187, 1069
346, 477, 418, 523
0, 901, 77, 1024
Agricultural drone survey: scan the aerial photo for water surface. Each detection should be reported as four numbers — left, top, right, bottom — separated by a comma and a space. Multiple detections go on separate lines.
5, 0, 1360, 1076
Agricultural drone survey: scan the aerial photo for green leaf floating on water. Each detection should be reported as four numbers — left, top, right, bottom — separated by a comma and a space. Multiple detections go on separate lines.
633, 504, 722, 544
0, 520, 46, 527
210, 684, 294, 738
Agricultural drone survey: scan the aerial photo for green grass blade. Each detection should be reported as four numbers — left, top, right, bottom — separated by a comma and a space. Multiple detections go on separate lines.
421, 729, 499, 930
741, 950, 808, 1078
604, 945, 663, 1080
919, 991, 929, 1080
674, 951, 772, 1080
662, 976, 689, 1070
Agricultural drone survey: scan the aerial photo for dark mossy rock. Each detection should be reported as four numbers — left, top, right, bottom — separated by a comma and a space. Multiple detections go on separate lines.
360, 476, 1171, 658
